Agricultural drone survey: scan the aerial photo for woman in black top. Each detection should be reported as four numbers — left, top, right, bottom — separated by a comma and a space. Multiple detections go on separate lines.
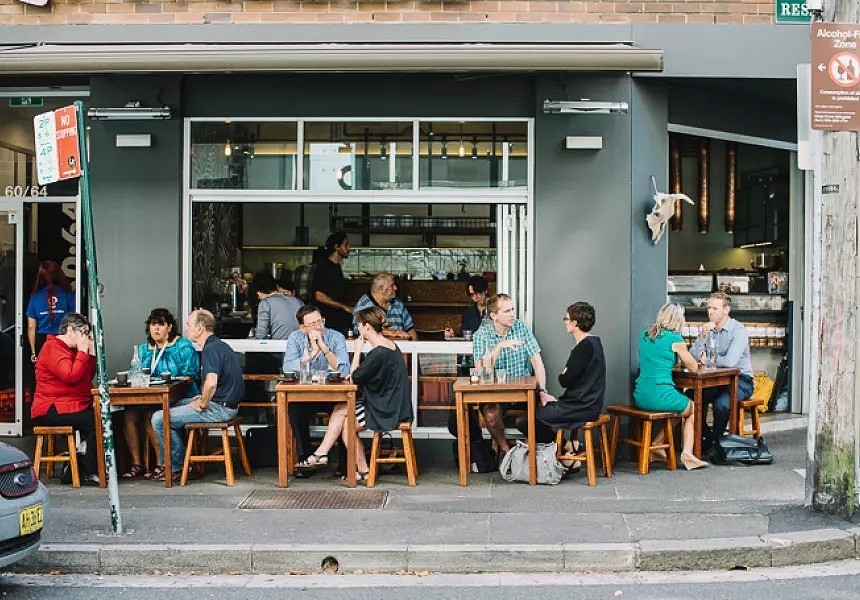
304, 306, 412, 480
516, 302, 606, 446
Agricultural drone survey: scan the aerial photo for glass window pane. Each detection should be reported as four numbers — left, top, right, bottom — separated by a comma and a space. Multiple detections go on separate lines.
419, 121, 528, 189
303, 121, 413, 191
190, 121, 298, 190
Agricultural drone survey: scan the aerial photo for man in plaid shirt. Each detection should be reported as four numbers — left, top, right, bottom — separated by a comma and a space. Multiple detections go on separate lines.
472, 293, 550, 455
351, 272, 418, 341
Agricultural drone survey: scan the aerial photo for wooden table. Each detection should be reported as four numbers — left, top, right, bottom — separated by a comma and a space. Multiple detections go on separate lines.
92, 379, 190, 488
672, 367, 741, 458
452, 376, 537, 486
274, 382, 358, 488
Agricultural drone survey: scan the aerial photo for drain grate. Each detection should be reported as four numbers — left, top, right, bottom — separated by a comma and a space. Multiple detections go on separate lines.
238, 489, 389, 510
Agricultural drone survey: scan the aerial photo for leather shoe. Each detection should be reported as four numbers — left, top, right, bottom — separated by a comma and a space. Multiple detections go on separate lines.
80, 474, 101, 486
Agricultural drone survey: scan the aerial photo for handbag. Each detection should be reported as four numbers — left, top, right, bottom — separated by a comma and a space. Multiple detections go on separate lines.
499, 440, 564, 485
714, 434, 774, 466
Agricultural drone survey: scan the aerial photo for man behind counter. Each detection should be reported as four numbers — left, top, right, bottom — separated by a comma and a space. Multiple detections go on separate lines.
312, 232, 354, 336
352, 272, 418, 341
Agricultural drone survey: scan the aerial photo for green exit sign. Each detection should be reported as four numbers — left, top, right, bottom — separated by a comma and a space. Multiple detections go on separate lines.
775, 0, 812, 23
9, 97, 43, 107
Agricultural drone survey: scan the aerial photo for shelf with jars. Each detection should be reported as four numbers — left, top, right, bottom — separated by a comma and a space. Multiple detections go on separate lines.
682, 321, 787, 350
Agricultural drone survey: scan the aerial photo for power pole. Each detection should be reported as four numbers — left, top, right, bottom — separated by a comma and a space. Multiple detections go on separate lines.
808, 0, 860, 517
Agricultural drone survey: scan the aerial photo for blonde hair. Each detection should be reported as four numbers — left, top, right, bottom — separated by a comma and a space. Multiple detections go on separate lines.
646, 303, 686, 341
487, 293, 511, 316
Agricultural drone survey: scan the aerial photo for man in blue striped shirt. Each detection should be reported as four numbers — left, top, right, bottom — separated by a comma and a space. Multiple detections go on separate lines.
352, 272, 418, 341
472, 293, 550, 455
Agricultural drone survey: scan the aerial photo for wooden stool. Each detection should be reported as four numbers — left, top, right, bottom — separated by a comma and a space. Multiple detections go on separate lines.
180, 417, 251, 486
607, 405, 680, 475
367, 422, 418, 487
554, 414, 613, 486
33, 426, 80, 487
739, 397, 765, 440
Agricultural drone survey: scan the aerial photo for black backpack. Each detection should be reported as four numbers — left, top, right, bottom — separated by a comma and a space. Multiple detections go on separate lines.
713, 434, 774, 466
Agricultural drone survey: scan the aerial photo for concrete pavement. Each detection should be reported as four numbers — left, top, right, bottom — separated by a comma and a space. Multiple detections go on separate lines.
15, 426, 860, 575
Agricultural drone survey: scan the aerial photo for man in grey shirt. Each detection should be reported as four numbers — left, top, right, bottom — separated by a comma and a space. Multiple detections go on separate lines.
689, 292, 754, 450
255, 277, 303, 343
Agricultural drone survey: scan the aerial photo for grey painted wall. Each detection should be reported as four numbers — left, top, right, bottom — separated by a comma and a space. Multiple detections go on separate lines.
89, 75, 183, 375
533, 74, 636, 404
630, 80, 670, 386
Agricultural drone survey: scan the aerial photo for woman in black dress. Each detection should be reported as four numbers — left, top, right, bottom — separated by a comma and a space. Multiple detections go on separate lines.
517, 302, 606, 451
310, 306, 413, 481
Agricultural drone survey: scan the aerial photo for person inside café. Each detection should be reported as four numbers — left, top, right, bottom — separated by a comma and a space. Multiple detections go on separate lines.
26, 260, 76, 364
688, 291, 754, 452
121, 308, 200, 480
307, 306, 413, 482
445, 274, 489, 340
633, 302, 709, 471
282, 305, 350, 469
471, 293, 550, 457
515, 302, 605, 472
352, 272, 418, 341
312, 232, 354, 336
150, 309, 244, 481
31, 313, 100, 486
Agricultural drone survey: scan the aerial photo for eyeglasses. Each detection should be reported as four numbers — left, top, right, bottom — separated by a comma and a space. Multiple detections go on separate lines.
77, 328, 91, 335
303, 318, 325, 328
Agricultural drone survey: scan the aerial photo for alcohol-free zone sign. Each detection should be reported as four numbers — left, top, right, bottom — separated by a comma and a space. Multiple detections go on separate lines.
812, 24, 860, 131
34, 105, 81, 185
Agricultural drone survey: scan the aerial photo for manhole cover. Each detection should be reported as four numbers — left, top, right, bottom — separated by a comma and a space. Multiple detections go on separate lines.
238, 489, 389, 510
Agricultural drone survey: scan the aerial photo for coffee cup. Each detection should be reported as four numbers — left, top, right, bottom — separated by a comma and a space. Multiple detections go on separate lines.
116, 371, 129, 385
161, 372, 172, 383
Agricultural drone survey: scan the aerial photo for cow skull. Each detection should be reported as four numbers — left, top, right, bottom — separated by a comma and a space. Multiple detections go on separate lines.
646, 176, 694, 244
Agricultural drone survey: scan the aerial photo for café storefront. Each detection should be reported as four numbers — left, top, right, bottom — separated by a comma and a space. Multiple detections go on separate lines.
0, 27, 810, 440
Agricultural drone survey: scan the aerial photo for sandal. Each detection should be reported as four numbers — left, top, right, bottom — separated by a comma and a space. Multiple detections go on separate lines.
561, 441, 582, 475
145, 466, 165, 481
296, 453, 328, 469
121, 464, 145, 479
356, 471, 369, 484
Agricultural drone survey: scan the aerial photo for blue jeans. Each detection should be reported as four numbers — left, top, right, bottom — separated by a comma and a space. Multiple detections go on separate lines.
701, 374, 755, 443
151, 397, 238, 472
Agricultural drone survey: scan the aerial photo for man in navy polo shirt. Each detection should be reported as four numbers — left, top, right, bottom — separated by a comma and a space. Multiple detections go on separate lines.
151, 309, 244, 480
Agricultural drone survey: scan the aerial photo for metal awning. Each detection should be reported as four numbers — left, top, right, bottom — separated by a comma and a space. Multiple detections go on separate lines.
0, 43, 662, 75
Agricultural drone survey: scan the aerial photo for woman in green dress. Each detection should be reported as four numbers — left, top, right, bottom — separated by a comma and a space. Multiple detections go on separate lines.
633, 303, 708, 470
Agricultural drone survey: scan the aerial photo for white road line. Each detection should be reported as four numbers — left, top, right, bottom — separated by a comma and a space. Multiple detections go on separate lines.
4, 560, 860, 588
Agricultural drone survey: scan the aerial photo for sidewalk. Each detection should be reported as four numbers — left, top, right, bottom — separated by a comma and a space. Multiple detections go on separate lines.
17, 425, 860, 575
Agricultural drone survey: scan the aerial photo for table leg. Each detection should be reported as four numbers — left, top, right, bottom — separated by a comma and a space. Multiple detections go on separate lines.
455, 392, 468, 486
692, 384, 703, 459
277, 391, 288, 488
527, 390, 536, 486
93, 400, 107, 488
728, 375, 739, 435
346, 392, 356, 488
162, 397, 173, 488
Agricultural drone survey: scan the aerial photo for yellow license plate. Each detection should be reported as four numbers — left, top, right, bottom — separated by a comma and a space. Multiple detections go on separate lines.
19, 504, 43, 536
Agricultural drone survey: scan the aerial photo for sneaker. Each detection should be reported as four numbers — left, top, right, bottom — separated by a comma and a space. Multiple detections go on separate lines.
80, 474, 101, 486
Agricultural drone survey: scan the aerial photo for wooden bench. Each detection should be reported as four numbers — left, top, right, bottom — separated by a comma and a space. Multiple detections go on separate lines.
33, 426, 80, 487
554, 414, 612, 486
180, 417, 251, 486
607, 405, 681, 475
367, 422, 418, 487
739, 397, 766, 440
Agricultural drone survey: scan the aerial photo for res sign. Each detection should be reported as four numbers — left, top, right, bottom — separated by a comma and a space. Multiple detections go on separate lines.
775, 0, 812, 23
33, 105, 81, 185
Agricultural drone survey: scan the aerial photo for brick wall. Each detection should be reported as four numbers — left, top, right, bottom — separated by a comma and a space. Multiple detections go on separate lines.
0, 0, 775, 27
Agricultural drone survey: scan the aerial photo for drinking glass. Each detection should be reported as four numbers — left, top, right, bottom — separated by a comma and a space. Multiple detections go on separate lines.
495, 369, 507, 384
469, 368, 480, 384
480, 365, 494, 385
313, 370, 327, 384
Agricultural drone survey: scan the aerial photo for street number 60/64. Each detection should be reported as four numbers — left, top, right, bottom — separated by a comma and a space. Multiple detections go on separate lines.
4, 186, 48, 198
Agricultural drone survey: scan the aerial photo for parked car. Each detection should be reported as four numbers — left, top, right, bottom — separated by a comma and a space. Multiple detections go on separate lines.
0, 441, 49, 568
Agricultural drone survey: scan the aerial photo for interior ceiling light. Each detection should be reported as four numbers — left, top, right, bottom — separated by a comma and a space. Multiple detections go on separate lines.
224, 142, 232, 157
380, 138, 387, 160
441, 140, 448, 159
542, 99, 629, 115
471, 137, 478, 159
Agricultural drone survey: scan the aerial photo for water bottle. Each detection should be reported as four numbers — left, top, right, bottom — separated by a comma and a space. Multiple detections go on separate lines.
130, 345, 142, 376
301, 347, 313, 384
707, 334, 717, 368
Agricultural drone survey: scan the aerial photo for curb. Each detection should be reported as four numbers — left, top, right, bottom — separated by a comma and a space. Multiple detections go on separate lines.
15, 528, 859, 575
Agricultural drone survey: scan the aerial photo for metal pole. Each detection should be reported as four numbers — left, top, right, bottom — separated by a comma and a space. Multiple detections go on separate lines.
74, 100, 123, 533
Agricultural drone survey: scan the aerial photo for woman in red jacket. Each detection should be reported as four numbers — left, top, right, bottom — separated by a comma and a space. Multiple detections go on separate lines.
32, 313, 99, 485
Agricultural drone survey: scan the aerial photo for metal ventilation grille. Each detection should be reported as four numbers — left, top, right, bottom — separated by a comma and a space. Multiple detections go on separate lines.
239, 489, 388, 510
